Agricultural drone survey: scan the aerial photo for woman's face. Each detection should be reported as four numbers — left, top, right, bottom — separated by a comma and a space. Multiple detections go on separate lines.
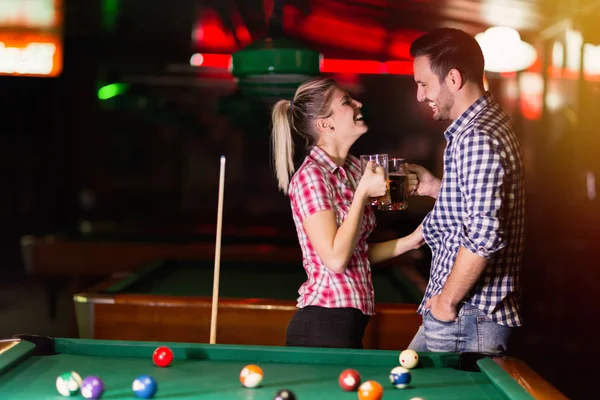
326, 87, 367, 141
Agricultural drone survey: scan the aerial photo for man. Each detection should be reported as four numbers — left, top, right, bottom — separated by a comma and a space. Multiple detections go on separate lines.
406, 28, 525, 354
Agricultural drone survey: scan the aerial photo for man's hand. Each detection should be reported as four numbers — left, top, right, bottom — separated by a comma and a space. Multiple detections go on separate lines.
406, 164, 442, 199
424, 294, 457, 322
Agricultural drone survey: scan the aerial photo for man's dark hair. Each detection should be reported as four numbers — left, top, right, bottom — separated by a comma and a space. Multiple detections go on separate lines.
410, 28, 485, 86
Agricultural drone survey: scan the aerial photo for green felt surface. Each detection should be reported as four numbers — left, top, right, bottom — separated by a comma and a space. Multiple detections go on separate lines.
0, 339, 533, 399
105, 259, 423, 304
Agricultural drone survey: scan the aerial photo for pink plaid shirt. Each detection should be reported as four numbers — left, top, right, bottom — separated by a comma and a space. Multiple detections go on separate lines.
288, 146, 377, 315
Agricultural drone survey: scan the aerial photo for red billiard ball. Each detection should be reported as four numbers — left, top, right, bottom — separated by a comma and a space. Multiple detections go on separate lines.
153, 346, 173, 367
338, 368, 361, 391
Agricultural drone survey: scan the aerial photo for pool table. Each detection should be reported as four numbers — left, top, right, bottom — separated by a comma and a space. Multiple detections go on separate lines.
21, 229, 302, 320
74, 258, 427, 350
21, 221, 300, 278
0, 335, 567, 399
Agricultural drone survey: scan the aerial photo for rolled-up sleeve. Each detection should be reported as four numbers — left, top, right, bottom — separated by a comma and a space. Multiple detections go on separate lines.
456, 130, 507, 258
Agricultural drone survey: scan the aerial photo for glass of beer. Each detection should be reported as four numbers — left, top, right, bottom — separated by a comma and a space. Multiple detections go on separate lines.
360, 154, 391, 210
388, 158, 408, 210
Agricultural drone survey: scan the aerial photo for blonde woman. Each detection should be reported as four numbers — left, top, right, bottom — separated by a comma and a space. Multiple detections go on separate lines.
271, 77, 424, 349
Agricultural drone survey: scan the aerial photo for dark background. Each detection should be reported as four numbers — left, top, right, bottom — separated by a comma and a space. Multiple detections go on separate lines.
1, 1, 599, 398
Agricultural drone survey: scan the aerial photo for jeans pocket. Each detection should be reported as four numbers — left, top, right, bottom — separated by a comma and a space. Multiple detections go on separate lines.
459, 303, 483, 317
475, 315, 511, 354
423, 311, 459, 352
426, 310, 456, 324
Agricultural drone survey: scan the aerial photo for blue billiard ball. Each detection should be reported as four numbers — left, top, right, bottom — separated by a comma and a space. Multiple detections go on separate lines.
81, 376, 104, 399
389, 366, 411, 389
132, 375, 158, 398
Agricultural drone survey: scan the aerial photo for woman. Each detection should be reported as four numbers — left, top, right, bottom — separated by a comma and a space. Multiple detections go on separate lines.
271, 77, 423, 349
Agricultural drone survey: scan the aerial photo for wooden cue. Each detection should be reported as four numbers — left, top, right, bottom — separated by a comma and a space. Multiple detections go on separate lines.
210, 155, 226, 344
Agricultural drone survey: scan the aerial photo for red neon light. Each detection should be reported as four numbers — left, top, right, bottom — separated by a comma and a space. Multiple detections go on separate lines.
190, 54, 416, 76
385, 61, 413, 75
202, 54, 232, 68
296, 12, 386, 53
389, 31, 423, 60
321, 59, 386, 74
193, 9, 237, 51
189, 54, 600, 82
234, 25, 252, 44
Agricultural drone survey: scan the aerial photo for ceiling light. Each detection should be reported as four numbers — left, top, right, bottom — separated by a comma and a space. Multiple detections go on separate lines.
475, 26, 537, 73
230, 0, 321, 97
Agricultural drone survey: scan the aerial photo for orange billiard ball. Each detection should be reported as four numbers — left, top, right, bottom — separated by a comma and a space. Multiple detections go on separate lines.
240, 364, 264, 388
357, 380, 383, 400
153, 346, 173, 367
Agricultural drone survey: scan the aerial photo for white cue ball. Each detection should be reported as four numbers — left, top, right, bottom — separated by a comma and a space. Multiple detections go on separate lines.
399, 349, 419, 369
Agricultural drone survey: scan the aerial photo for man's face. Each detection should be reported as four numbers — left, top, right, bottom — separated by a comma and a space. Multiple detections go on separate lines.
413, 55, 454, 121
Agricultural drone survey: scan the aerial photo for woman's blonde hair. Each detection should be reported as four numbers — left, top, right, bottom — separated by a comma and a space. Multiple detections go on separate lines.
271, 77, 337, 193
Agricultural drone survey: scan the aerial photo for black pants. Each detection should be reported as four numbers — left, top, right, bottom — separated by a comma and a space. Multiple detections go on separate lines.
285, 306, 371, 349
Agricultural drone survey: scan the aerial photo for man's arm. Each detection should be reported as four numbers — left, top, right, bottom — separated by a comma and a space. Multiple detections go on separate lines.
426, 131, 508, 321
406, 164, 442, 199
439, 247, 486, 303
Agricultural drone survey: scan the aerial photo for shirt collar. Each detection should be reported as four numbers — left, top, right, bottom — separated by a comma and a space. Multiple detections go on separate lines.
309, 145, 355, 174
444, 91, 494, 140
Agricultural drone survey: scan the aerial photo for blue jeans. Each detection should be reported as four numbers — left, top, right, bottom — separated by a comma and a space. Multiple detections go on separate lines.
408, 303, 512, 354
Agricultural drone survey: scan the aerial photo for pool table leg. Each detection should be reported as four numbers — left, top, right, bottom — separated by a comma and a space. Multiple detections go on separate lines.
44, 278, 62, 321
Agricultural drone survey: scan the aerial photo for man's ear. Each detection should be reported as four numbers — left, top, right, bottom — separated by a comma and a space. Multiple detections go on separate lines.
445, 68, 463, 92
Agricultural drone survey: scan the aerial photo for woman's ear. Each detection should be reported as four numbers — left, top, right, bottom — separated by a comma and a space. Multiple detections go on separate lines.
316, 118, 334, 134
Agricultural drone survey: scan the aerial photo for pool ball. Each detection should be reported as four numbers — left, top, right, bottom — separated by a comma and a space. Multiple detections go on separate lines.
389, 366, 411, 389
338, 368, 361, 391
56, 371, 82, 397
132, 375, 158, 398
81, 376, 104, 399
240, 364, 264, 388
357, 380, 383, 400
273, 389, 296, 399
153, 346, 173, 367
399, 349, 419, 369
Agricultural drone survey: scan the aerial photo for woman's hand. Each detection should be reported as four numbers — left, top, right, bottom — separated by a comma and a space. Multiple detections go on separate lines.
357, 161, 387, 201
410, 223, 426, 249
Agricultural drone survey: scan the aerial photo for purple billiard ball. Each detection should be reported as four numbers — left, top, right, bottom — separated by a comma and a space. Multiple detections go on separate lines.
81, 376, 105, 399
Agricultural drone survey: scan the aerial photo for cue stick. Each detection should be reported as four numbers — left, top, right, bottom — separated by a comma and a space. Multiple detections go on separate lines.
210, 155, 226, 344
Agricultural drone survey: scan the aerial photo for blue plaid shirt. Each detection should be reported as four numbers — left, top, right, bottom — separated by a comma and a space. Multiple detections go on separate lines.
420, 92, 525, 327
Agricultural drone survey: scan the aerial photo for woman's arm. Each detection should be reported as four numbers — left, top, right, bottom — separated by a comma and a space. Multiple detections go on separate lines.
368, 224, 424, 265
302, 194, 368, 274
302, 162, 386, 274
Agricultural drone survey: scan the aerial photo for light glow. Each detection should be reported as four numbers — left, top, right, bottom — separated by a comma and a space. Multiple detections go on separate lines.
0, 0, 59, 28
475, 27, 537, 73
0, 36, 62, 76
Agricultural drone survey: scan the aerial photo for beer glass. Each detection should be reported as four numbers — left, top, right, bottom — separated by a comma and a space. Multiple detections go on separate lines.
360, 154, 391, 210
388, 157, 408, 210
